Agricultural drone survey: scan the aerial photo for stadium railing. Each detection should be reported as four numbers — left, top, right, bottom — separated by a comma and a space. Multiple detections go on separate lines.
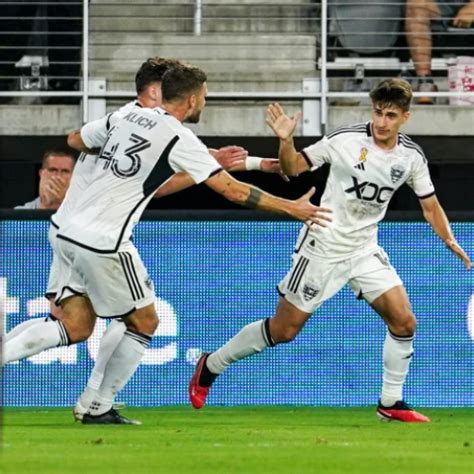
0, 0, 473, 134
0, 0, 83, 99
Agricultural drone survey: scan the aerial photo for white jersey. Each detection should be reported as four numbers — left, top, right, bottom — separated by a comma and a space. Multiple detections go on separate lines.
51, 100, 140, 229
298, 122, 435, 260
57, 105, 221, 253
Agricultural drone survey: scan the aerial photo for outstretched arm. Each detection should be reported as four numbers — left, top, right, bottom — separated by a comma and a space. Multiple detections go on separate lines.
420, 195, 471, 268
153, 158, 288, 200
154, 172, 196, 198
265, 103, 311, 176
208, 146, 287, 179
228, 156, 290, 181
204, 170, 332, 225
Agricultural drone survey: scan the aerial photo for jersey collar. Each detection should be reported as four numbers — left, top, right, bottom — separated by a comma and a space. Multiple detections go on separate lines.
154, 106, 170, 116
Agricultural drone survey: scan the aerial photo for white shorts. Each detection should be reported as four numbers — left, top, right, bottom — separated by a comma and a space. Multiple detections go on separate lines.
45, 224, 60, 299
54, 238, 155, 318
278, 246, 403, 313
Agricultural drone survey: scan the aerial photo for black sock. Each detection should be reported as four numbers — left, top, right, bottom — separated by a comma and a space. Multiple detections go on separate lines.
263, 318, 276, 347
199, 357, 219, 387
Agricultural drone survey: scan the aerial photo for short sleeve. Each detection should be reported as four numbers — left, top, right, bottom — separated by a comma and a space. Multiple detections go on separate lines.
301, 136, 333, 170
80, 112, 121, 149
406, 152, 435, 199
170, 131, 222, 184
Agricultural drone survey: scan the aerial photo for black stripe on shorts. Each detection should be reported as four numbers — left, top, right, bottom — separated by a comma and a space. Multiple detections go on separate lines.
287, 256, 309, 293
119, 252, 144, 301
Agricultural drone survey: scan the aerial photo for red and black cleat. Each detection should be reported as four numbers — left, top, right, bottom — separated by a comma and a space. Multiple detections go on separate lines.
376, 400, 430, 423
189, 353, 212, 409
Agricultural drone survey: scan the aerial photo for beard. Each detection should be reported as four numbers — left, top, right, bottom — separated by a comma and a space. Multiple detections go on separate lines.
184, 109, 202, 124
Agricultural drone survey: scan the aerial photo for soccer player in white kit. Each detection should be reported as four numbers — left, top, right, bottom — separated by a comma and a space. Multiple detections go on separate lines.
4, 57, 287, 421
4, 63, 331, 424
3, 58, 193, 419
189, 78, 472, 422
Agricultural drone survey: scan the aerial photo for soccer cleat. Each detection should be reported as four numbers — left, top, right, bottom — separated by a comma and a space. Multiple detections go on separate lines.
189, 353, 212, 409
376, 400, 430, 423
73, 401, 127, 421
81, 408, 142, 425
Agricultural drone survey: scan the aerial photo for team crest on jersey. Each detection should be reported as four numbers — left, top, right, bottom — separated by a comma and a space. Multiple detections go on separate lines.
390, 164, 406, 183
354, 148, 368, 171
302, 283, 320, 301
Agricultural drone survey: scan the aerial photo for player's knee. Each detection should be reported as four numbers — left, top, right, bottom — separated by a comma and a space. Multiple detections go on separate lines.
64, 322, 94, 344
403, 317, 417, 336
125, 313, 159, 336
144, 315, 159, 335
273, 325, 300, 343
391, 312, 416, 337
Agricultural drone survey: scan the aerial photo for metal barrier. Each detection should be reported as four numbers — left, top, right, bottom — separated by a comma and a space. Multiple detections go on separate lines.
0, 1, 84, 96
0, 1, 473, 131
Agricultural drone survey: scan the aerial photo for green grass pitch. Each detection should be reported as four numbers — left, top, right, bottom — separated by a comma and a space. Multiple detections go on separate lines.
2, 407, 473, 474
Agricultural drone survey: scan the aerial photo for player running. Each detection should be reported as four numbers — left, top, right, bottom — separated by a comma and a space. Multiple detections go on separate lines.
189, 78, 471, 422
4, 57, 286, 422
4, 63, 331, 425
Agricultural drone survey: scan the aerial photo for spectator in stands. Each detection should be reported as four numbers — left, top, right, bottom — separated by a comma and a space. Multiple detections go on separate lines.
15, 150, 75, 209
406, 0, 474, 104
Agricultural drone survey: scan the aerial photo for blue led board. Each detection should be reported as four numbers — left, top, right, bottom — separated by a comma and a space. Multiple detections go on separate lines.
1, 219, 473, 407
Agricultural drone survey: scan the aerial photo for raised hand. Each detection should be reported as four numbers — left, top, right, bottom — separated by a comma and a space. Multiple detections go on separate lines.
290, 187, 332, 226
39, 174, 68, 208
265, 103, 301, 141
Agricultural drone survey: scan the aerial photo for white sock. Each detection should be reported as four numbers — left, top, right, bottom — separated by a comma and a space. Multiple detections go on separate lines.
207, 320, 273, 375
87, 330, 151, 416
381, 331, 414, 407
2, 320, 69, 365
4, 318, 45, 344
76, 319, 126, 411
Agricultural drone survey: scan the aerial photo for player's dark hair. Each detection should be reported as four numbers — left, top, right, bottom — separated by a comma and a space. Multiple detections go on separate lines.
41, 150, 76, 168
161, 64, 207, 103
370, 78, 413, 112
135, 57, 182, 95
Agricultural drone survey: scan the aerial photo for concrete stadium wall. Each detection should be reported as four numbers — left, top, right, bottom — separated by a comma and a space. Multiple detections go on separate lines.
1, 104, 473, 137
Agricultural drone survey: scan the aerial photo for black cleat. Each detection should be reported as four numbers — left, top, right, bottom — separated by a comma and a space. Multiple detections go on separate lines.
81, 408, 142, 425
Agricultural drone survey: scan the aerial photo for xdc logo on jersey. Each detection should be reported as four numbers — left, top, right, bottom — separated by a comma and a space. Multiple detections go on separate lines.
344, 176, 394, 203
